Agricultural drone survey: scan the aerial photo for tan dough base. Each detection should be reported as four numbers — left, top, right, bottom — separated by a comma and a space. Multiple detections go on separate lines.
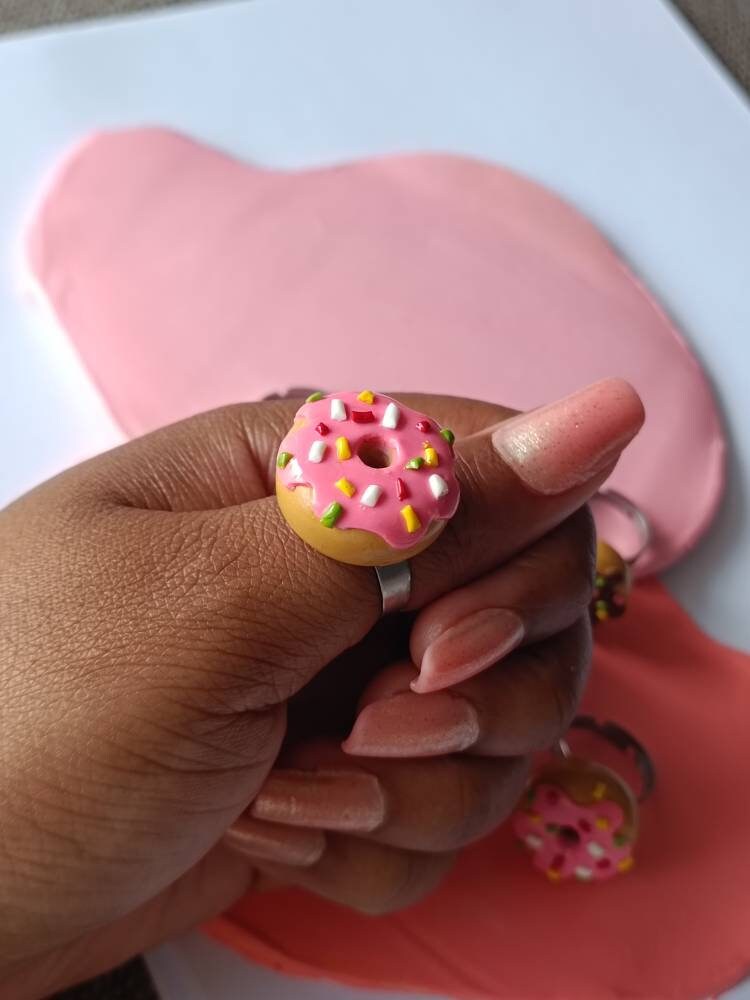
276, 478, 445, 567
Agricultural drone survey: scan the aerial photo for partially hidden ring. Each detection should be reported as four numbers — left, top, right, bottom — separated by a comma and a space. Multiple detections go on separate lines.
590, 489, 652, 623
512, 715, 655, 883
375, 562, 412, 615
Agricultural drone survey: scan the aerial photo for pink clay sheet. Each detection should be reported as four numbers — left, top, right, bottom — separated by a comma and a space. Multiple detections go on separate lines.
24, 129, 746, 998
26, 128, 725, 574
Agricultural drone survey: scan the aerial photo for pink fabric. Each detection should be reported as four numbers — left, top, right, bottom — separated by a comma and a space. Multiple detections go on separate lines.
207, 581, 750, 999
25, 128, 725, 573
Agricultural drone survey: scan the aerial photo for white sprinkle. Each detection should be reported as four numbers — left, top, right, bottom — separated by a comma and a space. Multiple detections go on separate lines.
575, 866, 593, 881
381, 402, 400, 429
287, 458, 304, 481
525, 834, 543, 851
308, 440, 327, 463
360, 484, 382, 508
428, 473, 449, 499
330, 398, 347, 421
587, 842, 606, 859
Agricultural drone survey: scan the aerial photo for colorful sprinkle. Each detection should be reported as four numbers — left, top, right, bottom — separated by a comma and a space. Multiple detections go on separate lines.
587, 842, 605, 859
575, 867, 593, 881
287, 458, 304, 481
525, 834, 543, 851
308, 440, 327, 463
382, 402, 401, 429
396, 477, 408, 500
428, 473, 449, 499
440, 428, 455, 446
527, 811, 541, 824
546, 869, 562, 883
352, 409, 375, 423
335, 477, 356, 498
306, 391, 324, 403
336, 436, 352, 460
315, 422, 330, 436
592, 782, 607, 801
360, 484, 383, 508
617, 856, 634, 873
416, 419, 432, 433
595, 817, 610, 831
401, 505, 421, 533
277, 451, 292, 468
320, 502, 343, 528
405, 456, 425, 470
613, 833, 629, 847
357, 389, 375, 404
424, 445, 439, 467
330, 398, 347, 421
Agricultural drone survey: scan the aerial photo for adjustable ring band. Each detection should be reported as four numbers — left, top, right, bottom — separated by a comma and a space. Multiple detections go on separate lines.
594, 489, 652, 567
375, 562, 412, 615
559, 715, 655, 802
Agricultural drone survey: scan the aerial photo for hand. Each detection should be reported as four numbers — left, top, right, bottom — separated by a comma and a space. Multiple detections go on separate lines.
0, 381, 642, 996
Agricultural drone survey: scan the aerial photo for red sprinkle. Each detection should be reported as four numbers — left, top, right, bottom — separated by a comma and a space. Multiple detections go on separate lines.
352, 409, 375, 423
416, 419, 432, 433
315, 422, 330, 436
396, 477, 408, 500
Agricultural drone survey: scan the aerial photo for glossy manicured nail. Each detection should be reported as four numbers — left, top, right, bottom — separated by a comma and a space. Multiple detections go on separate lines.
224, 816, 326, 867
492, 378, 644, 495
412, 608, 524, 693
251, 769, 387, 833
342, 691, 480, 758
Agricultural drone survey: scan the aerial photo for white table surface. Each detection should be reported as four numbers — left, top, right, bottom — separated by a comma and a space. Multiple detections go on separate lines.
1, 1, 749, 997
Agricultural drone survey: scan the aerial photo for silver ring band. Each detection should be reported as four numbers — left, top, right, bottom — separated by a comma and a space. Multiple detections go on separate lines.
594, 489, 652, 567
375, 562, 412, 615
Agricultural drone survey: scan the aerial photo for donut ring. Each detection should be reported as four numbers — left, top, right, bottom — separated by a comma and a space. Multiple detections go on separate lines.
513, 760, 637, 882
275, 391, 460, 566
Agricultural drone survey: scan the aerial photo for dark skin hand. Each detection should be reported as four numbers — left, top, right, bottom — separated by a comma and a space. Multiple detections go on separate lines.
0, 386, 643, 997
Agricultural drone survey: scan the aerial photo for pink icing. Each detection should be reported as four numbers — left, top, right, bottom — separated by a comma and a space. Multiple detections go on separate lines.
513, 783, 632, 882
277, 391, 459, 549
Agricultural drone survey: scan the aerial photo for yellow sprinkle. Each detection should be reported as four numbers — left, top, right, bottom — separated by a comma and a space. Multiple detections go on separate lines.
336, 436, 352, 460
401, 504, 422, 534
546, 869, 562, 882
595, 817, 610, 831
617, 856, 634, 873
335, 477, 356, 498
357, 389, 375, 404
528, 811, 541, 824
595, 608, 610, 622
424, 446, 439, 467
593, 782, 607, 801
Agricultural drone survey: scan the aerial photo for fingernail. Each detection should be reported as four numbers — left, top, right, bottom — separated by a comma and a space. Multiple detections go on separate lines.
342, 691, 480, 757
250, 769, 387, 833
492, 378, 644, 495
412, 608, 524, 693
224, 816, 326, 867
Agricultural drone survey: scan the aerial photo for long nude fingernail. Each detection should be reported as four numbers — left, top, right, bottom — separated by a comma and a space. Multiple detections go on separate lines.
412, 608, 525, 693
342, 691, 480, 757
224, 816, 326, 867
492, 378, 644, 495
251, 769, 387, 833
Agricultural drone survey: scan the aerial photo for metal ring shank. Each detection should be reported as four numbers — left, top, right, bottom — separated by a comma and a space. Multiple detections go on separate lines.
568, 715, 656, 802
375, 562, 412, 615
595, 489, 652, 567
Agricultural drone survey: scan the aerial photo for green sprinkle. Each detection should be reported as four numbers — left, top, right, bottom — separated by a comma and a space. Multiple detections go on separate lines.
306, 391, 324, 403
595, 600, 608, 612
440, 428, 455, 446
595, 575, 606, 588
405, 456, 425, 470
277, 451, 293, 469
613, 833, 629, 847
320, 502, 343, 528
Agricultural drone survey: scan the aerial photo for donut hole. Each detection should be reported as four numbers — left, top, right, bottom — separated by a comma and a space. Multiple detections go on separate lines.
357, 437, 393, 469
557, 825, 581, 849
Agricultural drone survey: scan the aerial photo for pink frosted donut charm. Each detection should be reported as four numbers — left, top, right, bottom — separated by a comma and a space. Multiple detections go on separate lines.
513, 760, 638, 882
275, 391, 460, 566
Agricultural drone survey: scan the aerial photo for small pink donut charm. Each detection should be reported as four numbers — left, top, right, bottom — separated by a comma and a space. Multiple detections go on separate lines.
513, 761, 638, 882
275, 391, 460, 566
